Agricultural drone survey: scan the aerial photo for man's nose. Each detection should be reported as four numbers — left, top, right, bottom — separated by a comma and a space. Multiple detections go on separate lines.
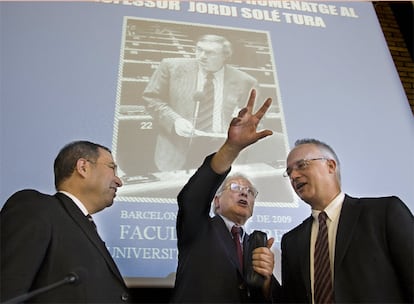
115, 176, 123, 187
289, 169, 301, 182
239, 188, 248, 196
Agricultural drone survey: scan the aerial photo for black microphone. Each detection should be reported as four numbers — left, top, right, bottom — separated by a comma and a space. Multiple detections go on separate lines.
4, 270, 81, 304
245, 230, 268, 288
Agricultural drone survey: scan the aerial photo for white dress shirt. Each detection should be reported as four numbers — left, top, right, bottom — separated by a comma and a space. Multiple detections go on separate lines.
310, 192, 345, 304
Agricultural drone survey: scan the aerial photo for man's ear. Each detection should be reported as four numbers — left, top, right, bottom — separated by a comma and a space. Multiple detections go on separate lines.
327, 158, 337, 173
76, 158, 90, 178
213, 196, 220, 213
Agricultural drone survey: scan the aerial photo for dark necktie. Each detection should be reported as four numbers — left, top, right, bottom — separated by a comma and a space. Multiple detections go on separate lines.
196, 72, 214, 132
231, 225, 243, 271
86, 214, 97, 230
314, 211, 334, 303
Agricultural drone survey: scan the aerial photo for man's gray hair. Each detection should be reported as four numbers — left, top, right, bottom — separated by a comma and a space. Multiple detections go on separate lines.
197, 34, 233, 59
216, 172, 255, 196
294, 138, 341, 183
212, 173, 256, 215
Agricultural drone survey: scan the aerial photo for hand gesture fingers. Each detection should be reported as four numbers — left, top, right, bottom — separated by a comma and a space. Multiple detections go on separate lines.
252, 246, 275, 279
226, 89, 273, 150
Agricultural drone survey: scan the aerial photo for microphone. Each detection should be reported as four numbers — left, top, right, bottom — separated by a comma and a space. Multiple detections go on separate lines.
245, 230, 268, 288
191, 91, 205, 136
193, 91, 205, 103
4, 270, 82, 304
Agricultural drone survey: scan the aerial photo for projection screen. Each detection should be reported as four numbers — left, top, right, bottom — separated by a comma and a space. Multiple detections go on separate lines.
1, 1, 413, 287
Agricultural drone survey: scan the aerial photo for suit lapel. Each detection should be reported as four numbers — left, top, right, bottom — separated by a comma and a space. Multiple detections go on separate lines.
335, 195, 361, 270
184, 60, 198, 93
222, 67, 242, 121
54, 193, 124, 283
177, 59, 198, 96
211, 216, 243, 275
299, 216, 313, 298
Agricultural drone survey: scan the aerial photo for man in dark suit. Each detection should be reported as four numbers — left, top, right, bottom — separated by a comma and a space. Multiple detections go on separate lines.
143, 34, 258, 172
0, 141, 131, 303
171, 90, 281, 303
281, 138, 413, 303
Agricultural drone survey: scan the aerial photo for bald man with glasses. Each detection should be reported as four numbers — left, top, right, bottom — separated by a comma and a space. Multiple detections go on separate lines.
280, 138, 413, 303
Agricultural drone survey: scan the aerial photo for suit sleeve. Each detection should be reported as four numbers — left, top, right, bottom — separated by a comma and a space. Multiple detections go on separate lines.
176, 154, 229, 250
143, 59, 181, 133
0, 190, 52, 301
386, 196, 414, 302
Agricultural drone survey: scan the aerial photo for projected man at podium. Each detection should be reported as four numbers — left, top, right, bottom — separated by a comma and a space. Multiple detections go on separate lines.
143, 34, 258, 172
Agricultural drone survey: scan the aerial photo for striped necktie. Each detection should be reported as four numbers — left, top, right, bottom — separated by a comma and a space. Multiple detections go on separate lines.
196, 72, 214, 132
231, 225, 243, 271
314, 211, 334, 303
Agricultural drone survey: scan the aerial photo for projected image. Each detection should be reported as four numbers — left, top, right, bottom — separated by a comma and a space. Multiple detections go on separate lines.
113, 17, 293, 204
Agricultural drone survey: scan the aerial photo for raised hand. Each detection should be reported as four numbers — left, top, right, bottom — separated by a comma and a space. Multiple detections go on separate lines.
211, 89, 273, 174
226, 89, 273, 151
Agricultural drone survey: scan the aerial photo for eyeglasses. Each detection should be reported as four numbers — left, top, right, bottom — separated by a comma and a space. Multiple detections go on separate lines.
195, 46, 222, 57
223, 182, 258, 198
283, 158, 328, 178
87, 160, 118, 176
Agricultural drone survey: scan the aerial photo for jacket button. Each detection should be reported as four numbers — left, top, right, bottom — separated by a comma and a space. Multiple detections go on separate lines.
121, 292, 129, 301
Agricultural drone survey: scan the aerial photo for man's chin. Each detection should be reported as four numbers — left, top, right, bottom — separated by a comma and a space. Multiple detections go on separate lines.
296, 191, 310, 202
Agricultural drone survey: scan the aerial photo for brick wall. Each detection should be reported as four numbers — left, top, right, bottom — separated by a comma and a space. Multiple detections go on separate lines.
374, 2, 414, 115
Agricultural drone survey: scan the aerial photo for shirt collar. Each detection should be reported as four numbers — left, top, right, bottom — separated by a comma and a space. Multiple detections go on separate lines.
199, 67, 224, 80
311, 191, 345, 222
219, 214, 245, 238
59, 191, 89, 216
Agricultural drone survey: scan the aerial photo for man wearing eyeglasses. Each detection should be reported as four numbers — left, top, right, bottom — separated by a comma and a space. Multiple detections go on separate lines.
171, 89, 281, 303
143, 34, 258, 172
280, 138, 413, 303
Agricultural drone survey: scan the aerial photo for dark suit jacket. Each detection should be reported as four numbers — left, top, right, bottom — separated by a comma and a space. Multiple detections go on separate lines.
143, 58, 258, 171
171, 154, 281, 303
281, 195, 414, 303
0, 190, 130, 303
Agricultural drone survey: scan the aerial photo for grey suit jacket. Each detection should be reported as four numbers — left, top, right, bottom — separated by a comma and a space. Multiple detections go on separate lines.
281, 195, 413, 303
143, 58, 257, 171
0, 190, 130, 303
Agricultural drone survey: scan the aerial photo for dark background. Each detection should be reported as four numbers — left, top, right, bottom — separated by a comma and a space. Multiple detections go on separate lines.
389, 2, 413, 60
